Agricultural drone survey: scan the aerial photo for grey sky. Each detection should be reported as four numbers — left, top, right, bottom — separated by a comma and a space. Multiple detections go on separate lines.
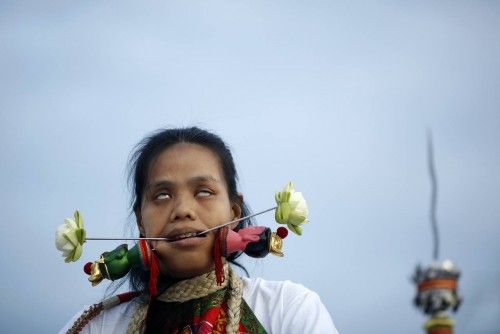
1, 1, 499, 333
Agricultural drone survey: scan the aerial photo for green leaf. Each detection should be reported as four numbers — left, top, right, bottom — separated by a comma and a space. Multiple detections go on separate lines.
74, 210, 83, 229
275, 203, 291, 224
75, 228, 86, 244
288, 223, 303, 236
283, 190, 291, 202
64, 255, 72, 263
63, 231, 78, 247
72, 243, 83, 261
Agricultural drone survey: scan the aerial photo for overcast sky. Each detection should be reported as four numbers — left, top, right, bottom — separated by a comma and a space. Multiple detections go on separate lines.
1, 1, 499, 333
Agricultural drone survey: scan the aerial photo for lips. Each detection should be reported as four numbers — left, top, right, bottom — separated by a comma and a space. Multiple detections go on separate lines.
170, 232, 199, 241
166, 228, 206, 241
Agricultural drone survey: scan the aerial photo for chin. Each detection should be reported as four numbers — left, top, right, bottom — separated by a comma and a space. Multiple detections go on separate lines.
160, 255, 214, 279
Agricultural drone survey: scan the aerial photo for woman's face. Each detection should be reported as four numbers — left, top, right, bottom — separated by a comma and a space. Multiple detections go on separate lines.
136, 142, 241, 279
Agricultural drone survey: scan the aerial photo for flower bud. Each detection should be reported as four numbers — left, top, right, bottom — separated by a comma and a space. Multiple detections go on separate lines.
55, 210, 86, 262
275, 182, 309, 235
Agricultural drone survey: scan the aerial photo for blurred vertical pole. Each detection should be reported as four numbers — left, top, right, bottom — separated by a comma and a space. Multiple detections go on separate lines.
427, 130, 439, 261
412, 132, 462, 334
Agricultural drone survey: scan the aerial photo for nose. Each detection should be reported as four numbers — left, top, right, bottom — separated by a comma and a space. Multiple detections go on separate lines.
170, 194, 197, 222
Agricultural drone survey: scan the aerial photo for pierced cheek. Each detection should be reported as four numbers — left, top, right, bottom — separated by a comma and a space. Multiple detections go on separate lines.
148, 240, 160, 251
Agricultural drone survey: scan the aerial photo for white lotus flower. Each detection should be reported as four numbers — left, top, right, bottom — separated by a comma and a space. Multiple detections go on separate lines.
55, 210, 86, 262
275, 182, 309, 235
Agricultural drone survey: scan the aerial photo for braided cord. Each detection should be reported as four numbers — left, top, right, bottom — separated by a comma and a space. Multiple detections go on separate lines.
126, 264, 243, 334
66, 302, 103, 334
157, 265, 229, 303
125, 300, 148, 334
226, 266, 243, 334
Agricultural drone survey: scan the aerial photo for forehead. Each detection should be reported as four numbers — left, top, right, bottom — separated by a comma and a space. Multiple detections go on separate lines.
148, 142, 225, 183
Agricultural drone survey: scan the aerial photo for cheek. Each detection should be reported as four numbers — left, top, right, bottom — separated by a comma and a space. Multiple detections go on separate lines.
206, 205, 232, 227
140, 205, 167, 236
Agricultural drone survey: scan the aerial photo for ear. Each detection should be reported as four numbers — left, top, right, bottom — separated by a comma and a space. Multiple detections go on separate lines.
135, 208, 146, 237
230, 193, 244, 229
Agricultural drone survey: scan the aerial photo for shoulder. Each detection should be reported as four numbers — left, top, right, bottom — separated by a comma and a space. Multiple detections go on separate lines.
242, 277, 339, 334
242, 277, 315, 307
58, 297, 142, 334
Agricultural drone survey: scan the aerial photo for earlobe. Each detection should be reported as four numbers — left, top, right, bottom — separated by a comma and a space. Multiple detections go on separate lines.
230, 193, 244, 228
232, 202, 242, 220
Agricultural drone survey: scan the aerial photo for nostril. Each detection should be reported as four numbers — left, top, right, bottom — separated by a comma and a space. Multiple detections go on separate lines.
170, 202, 197, 222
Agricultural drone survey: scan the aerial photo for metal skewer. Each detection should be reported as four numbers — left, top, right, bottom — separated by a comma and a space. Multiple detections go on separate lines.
195, 206, 276, 236
85, 237, 168, 241
85, 206, 277, 242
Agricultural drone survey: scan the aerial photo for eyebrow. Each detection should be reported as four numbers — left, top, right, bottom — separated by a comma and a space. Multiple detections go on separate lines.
148, 175, 220, 190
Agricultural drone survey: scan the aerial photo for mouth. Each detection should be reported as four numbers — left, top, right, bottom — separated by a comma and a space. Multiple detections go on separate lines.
166, 231, 208, 242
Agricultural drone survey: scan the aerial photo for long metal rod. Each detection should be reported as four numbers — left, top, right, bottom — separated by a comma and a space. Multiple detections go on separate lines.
197, 206, 277, 235
86, 237, 167, 241
85, 206, 277, 242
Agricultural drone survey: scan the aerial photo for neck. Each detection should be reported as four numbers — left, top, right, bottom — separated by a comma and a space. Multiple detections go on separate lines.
157, 264, 229, 303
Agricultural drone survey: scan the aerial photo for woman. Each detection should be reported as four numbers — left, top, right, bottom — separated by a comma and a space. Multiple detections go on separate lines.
60, 127, 338, 333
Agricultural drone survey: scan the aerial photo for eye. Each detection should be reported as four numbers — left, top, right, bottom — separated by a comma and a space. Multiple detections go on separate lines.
196, 189, 213, 197
155, 192, 172, 200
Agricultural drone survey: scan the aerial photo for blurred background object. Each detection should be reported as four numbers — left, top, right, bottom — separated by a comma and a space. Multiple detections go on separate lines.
412, 133, 462, 334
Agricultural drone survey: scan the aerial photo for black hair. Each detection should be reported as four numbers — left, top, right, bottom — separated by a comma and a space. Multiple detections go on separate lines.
127, 127, 252, 293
